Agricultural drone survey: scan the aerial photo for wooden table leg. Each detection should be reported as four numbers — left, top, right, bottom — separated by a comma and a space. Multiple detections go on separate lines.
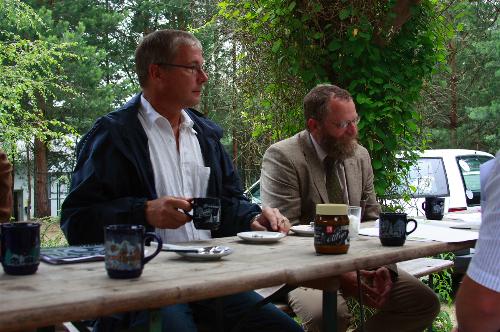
322, 290, 337, 332
296, 276, 340, 332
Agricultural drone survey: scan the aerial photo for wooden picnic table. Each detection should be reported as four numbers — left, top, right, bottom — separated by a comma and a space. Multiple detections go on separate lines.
0, 235, 476, 332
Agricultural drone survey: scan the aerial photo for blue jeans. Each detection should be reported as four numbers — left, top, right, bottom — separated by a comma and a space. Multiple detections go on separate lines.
94, 291, 303, 332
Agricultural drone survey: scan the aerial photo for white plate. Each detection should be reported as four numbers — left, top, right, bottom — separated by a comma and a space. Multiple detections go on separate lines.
290, 225, 314, 236
237, 231, 286, 243
175, 246, 233, 261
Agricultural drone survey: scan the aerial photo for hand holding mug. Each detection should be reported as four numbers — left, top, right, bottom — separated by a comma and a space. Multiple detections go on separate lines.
191, 197, 221, 230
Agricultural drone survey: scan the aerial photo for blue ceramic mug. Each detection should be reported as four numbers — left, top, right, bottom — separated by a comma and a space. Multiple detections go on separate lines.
192, 197, 221, 230
104, 225, 162, 279
379, 213, 417, 246
422, 197, 445, 220
1, 222, 40, 275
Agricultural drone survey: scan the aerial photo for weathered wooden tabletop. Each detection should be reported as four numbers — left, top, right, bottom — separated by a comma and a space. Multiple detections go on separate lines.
0, 235, 475, 332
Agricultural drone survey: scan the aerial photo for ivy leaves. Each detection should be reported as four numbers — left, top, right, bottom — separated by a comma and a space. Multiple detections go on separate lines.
220, 0, 445, 197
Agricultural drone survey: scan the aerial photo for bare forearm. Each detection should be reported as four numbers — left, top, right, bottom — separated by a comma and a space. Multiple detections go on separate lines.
455, 275, 500, 332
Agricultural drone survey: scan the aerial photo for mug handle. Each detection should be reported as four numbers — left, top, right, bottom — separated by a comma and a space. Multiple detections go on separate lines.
143, 233, 163, 265
406, 219, 418, 235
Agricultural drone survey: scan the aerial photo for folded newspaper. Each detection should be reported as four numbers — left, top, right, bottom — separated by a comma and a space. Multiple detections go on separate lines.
41, 245, 105, 264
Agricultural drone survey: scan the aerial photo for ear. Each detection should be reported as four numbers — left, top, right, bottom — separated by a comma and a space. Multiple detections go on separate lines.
148, 63, 163, 82
307, 118, 319, 132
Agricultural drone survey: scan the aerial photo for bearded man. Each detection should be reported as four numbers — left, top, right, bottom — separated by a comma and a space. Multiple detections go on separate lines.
260, 84, 440, 332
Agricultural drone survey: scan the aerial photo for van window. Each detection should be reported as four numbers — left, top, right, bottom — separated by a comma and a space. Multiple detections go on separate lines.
456, 155, 493, 206
407, 157, 449, 198
247, 182, 262, 205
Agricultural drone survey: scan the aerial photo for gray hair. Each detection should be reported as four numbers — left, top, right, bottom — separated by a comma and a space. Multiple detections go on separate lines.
304, 84, 352, 127
135, 29, 202, 88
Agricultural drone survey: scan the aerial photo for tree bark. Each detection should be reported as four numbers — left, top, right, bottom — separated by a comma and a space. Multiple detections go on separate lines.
231, 38, 238, 167
448, 40, 458, 147
373, 0, 423, 46
34, 138, 50, 218
26, 144, 32, 219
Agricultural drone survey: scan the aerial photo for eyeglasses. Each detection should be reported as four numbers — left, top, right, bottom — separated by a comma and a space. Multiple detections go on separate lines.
155, 62, 206, 75
333, 116, 360, 129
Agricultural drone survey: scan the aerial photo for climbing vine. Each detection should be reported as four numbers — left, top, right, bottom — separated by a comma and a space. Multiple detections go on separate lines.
219, 0, 449, 196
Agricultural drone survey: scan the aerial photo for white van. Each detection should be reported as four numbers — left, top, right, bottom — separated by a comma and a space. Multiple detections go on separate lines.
399, 149, 494, 218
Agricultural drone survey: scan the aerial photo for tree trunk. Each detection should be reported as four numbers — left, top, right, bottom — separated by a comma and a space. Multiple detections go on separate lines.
448, 40, 458, 147
373, 0, 423, 46
231, 39, 238, 167
34, 138, 50, 218
26, 144, 32, 219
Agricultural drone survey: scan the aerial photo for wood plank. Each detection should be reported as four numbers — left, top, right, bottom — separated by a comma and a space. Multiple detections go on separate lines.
0, 235, 475, 332
398, 258, 454, 278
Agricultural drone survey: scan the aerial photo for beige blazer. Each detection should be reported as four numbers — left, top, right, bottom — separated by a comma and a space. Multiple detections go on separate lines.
261, 130, 381, 225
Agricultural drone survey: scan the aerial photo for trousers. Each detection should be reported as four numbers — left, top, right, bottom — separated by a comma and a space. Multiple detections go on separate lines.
288, 269, 440, 332
94, 290, 303, 332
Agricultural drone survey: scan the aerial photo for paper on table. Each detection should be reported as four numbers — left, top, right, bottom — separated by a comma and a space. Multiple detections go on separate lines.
359, 224, 478, 242
422, 219, 481, 230
443, 212, 481, 224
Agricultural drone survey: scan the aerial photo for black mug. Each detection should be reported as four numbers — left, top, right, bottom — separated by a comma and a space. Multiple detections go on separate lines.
379, 213, 417, 246
104, 225, 162, 279
1, 222, 40, 275
192, 197, 221, 230
421, 197, 445, 220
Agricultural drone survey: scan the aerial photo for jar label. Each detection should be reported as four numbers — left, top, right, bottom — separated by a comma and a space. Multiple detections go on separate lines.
314, 224, 349, 246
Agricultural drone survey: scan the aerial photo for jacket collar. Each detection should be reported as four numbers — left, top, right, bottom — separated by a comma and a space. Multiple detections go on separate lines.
298, 130, 329, 203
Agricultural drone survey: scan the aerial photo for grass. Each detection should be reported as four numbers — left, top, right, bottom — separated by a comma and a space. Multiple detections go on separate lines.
345, 300, 456, 332
38, 216, 68, 247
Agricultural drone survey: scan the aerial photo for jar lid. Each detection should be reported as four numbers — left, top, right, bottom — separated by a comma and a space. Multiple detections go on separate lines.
316, 204, 348, 215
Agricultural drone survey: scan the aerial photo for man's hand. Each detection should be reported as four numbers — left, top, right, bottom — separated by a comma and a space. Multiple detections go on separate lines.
339, 267, 393, 308
250, 207, 291, 233
145, 196, 192, 229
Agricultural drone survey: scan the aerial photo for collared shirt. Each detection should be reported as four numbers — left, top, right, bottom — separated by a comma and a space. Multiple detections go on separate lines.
138, 95, 211, 243
309, 133, 349, 204
467, 151, 500, 292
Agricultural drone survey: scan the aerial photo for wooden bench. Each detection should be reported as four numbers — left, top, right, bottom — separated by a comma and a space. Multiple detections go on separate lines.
398, 257, 454, 278
255, 257, 454, 319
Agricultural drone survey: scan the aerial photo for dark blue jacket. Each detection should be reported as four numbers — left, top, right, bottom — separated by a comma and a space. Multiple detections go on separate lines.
61, 94, 260, 245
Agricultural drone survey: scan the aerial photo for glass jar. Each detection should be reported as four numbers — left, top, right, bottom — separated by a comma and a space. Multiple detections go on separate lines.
314, 204, 350, 254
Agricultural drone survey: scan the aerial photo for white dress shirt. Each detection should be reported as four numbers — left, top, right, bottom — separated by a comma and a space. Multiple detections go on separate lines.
138, 95, 211, 243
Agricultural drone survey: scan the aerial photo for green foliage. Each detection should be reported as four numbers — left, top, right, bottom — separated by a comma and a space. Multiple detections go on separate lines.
0, 0, 78, 157
417, 1, 499, 154
432, 310, 453, 332
421, 252, 456, 305
218, 0, 446, 196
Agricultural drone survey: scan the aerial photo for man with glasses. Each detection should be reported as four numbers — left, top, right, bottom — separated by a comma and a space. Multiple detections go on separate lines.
61, 29, 301, 332
260, 84, 440, 332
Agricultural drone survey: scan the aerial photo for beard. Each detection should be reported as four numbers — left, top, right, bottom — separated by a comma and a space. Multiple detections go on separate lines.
320, 132, 358, 161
